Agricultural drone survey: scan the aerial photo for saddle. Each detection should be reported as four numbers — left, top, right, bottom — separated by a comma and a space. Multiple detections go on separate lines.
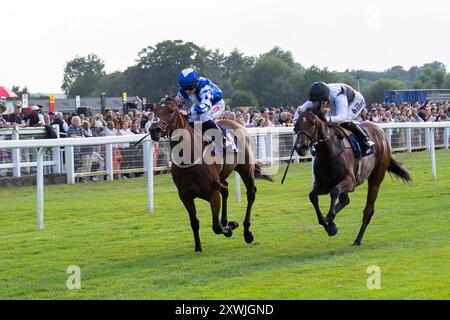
338, 127, 374, 159
338, 126, 375, 183
217, 123, 238, 153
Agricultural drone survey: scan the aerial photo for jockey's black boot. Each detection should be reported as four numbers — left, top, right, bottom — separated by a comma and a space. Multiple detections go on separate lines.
341, 122, 375, 148
202, 120, 223, 155
201, 120, 220, 144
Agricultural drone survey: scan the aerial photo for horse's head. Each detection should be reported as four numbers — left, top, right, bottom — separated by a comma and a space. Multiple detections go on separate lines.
149, 97, 182, 141
294, 111, 328, 156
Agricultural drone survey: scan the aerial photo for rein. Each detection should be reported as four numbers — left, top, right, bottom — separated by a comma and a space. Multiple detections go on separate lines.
151, 107, 179, 138
297, 116, 329, 150
153, 103, 205, 169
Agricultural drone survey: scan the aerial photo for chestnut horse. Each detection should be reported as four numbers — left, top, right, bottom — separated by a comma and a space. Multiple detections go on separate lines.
295, 111, 412, 245
149, 97, 273, 252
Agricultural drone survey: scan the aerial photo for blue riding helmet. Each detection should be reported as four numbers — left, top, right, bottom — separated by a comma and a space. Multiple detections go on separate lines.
178, 68, 200, 90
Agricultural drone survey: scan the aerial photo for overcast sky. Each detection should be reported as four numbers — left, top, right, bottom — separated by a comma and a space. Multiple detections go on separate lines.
1, 0, 449, 93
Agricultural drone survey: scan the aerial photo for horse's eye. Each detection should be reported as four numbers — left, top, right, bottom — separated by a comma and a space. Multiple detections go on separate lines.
151, 118, 161, 125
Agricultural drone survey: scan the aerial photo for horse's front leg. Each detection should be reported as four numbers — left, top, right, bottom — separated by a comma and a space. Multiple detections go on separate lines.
210, 190, 233, 238
309, 188, 327, 229
326, 175, 355, 236
179, 192, 202, 252
220, 180, 239, 230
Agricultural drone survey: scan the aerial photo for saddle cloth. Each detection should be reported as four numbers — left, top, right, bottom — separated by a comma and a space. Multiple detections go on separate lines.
344, 127, 375, 159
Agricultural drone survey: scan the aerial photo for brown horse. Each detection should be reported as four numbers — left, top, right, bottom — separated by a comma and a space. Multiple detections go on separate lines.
294, 111, 412, 245
149, 97, 273, 252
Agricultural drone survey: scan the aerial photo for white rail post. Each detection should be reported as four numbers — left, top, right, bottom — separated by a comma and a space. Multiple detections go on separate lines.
444, 128, 449, 149
293, 133, 299, 163
105, 144, 114, 181
144, 140, 154, 213
406, 128, 412, 152
425, 128, 431, 151
52, 125, 61, 174
235, 171, 241, 203
12, 128, 21, 177
37, 147, 48, 229
65, 146, 75, 184
430, 128, 436, 181
267, 129, 274, 166
386, 128, 392, 147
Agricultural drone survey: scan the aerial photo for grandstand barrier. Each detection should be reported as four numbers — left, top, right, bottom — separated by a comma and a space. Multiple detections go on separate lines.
0, 122, 449, 229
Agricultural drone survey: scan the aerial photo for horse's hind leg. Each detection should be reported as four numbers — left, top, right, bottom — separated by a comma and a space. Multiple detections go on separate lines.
353, 179, 382, 246
237, 166, 256, 244
220, 180, 239, 230
335, 193, 350, 215
179, 193, 202, 252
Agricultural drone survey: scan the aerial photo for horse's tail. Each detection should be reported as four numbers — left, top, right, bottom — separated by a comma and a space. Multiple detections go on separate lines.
255, 163, 274, 182
387, 157, 412, 183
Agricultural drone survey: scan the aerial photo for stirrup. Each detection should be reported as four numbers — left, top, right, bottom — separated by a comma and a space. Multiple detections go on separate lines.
364, 140, 375, 148
224, 135, 238, 153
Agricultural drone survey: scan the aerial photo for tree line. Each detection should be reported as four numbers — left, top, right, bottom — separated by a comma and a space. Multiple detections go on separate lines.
59, 40, 450, 106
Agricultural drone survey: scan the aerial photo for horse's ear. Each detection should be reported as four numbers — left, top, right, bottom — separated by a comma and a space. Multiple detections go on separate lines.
168, 101, 178, 112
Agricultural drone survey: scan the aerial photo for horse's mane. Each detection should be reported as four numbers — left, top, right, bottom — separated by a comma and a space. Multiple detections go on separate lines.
303, 111, 347, 138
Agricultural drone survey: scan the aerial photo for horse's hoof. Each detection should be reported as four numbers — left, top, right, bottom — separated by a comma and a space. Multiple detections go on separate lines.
228, 221, 239, 230
327, 224, 338, 237
195, 247, 203, 252
244, 232, 254, 244
223, 227, 233, 238
352, 241, 361, 246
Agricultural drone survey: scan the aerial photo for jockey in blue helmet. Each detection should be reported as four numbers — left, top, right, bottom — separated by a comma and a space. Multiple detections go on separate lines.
176, 67, 237, 152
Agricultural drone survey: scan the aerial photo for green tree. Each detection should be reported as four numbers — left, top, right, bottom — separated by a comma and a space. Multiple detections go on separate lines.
203, 49, 227, 82
363, 79, 407, 104
300, 65, 336, 99
413, 68, 445, 89
11, 85, 30, 98
62, 54, 105, 97
227, 90, 258, 107
223, 48, 256, 75
413, 61, 447, 89
125, 40, 209, 101
241, 48, 303, 106
442, 73, 450, 89
92, 71, 127, 97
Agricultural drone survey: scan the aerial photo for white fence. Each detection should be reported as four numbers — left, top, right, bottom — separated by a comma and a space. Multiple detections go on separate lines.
1, 123, 449, 181
0, 122, 449, 229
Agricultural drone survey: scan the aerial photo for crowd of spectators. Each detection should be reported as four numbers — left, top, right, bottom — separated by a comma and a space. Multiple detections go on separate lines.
220, 106, 295, 127
357, 100, 450, 123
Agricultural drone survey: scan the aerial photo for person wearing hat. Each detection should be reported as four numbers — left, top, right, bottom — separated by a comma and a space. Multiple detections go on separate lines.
24, 105, 45, 127
0, 101, 10, 128
8, 102, 29, 127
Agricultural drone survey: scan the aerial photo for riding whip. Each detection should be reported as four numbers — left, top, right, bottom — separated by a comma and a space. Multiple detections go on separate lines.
134, 133, 150, 146
281, 134, 300, 184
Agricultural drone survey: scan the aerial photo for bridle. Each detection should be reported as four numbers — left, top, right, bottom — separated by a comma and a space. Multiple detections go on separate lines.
296, 115, 329, 149
151, 104, 179, 138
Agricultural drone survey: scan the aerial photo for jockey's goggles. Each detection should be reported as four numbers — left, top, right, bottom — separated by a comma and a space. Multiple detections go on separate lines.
182, 84, 197, 91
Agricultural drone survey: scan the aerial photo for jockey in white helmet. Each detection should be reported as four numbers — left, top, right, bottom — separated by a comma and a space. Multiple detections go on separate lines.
294, 81, 375, 148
